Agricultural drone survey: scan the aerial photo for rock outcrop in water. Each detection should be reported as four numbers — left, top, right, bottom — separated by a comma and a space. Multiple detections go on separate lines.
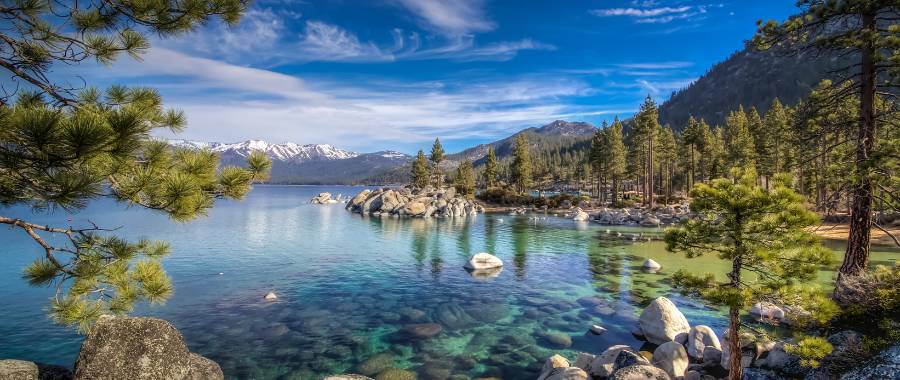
310, 192, 340, 204
592, 205, 691, 226
74, 315, 223, 380
346, 187, 485, 217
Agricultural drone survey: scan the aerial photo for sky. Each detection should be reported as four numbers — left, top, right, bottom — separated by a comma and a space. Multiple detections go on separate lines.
57, 0, 798, 154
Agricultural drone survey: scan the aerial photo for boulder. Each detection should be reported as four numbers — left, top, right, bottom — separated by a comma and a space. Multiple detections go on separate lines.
464, 253, 503, 270
589, 345, 638, 378
642, 259, 662, 272
0, 360, 38, 380
572, 208, 590, 222
610, 365, 671, 380
638, 297, 691, 345
687, 325, 722, 359
402, 323, 443, 339
589, 325, 607, 335
264, 292, 277, 300
404, 202, 427, 216
573, 353, 595, 372
640, 215, 661, 227
749, 302, 785, 321
652, 341, 689, 379
537, 354, 570, 380
544, 367, 589, 380
347, 190, 372, 210
311, 192, 333, 204
74, 315, 223, 380
839, 342, 900, 379
612, 350, 650, 372
702, 346, 723, 366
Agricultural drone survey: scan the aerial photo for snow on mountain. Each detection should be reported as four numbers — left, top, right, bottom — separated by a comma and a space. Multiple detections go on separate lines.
167, 139, 359, 162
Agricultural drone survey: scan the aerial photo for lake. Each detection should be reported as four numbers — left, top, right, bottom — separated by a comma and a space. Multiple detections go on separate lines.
0, 185, 896, 379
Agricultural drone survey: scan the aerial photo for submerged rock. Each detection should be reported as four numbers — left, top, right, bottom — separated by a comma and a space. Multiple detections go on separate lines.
74, 315, 223, 380
356, 353, 395, 377
324, 375, 375, 380
374, 368, 416, 380
264, 292, 277, 300
638, 297, 691, 345
642, 259, 662, 272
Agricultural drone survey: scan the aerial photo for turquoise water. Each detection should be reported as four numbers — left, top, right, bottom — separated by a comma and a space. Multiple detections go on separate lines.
0, 185, 894, 379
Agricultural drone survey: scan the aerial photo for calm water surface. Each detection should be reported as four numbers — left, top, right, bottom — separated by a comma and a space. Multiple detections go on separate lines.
1, 185, 896, 379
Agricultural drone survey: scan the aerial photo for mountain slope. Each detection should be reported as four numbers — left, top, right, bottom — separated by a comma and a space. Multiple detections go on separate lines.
658, 46, 850, 128
169, 139, 410, 184
447, 120, 595, 164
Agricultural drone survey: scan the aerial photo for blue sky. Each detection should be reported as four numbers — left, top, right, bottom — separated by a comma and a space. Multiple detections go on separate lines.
71, 0, 797, 153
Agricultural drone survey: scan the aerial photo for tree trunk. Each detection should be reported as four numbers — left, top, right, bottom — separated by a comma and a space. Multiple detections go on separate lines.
839, 10, 877, 281
727, 251, 744, 380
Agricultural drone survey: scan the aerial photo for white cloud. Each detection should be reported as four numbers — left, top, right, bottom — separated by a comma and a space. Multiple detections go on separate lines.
393, 0, 495, 36
618, 61, 693, 69
590, 6, 691, 18
102, 50, 611, 151
296, 21, 395, 62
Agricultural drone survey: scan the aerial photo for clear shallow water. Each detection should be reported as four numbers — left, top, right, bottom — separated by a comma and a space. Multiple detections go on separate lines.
0, 185, 896, 380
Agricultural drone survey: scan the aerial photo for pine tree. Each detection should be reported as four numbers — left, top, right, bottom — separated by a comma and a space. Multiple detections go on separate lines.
511, 134, 533, 194
683, 116, 704, 189
483, 147, 499, 188
708, 127, 728, 180
430, 138, 445, 188
590, 122, 608, 200
747, 106, 772, 186
606, 118, 628, 205
0, 0, 265, 332
657, 125, 678, 204
725, 106, 756, 171
632, 96, 661, 206
755, 0, 900, 283
454, 159, 476, 199
666, 171, 837, 380
764, 98, 795, 174
411, 150, 430, 189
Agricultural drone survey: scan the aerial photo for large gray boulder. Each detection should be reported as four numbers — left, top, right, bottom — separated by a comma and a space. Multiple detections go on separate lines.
638, 297, 691, 345
589, 345, 638, 378
840, 343, 900, 379
687, 325, 722, 359
0, 360, 39, 380
610, 365, 671, 380
652, 341, 689, 379
74, 315, 223, 380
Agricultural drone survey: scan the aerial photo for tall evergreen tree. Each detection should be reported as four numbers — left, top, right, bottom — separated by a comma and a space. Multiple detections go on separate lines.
632, 96, 661, 205
657, 125, 678, 204
511, 134, 533, 194
764, 98, 795, 174
483, 147, 499, 188
411, 150, 430, 189
666, 171, 836, 380
430, 138, 445, 187
724, 106, 756, 171
454, 159, 476, 199
590, 122, 608, 200
683, 116, 704, 189
755, 0, 900, 283
606, 118, 628, 205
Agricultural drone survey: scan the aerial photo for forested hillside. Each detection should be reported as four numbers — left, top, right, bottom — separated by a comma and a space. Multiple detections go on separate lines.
658, 44, 850, 128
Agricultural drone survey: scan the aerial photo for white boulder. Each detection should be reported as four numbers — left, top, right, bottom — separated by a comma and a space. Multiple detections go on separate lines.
638, 297, 691, 345
687, 325, 721, 359
464, 253, 503, 270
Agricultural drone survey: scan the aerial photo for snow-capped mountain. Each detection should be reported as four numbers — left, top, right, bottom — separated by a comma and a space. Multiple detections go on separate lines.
168, 139, 359, 162
168, 139, 411, 184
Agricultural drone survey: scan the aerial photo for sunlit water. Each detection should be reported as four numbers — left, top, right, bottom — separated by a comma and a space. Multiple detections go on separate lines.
0, 185, 896, 379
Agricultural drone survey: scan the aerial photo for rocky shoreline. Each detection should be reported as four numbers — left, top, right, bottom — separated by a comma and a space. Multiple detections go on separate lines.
345, 187, 485, 218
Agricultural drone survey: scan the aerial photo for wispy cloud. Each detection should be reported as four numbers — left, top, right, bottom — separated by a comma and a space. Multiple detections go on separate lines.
296, 21, 394, 62
393, 0, 494, 36
618, 61, 693, 69
590, 3, 721, 25
100, 49, 610, 151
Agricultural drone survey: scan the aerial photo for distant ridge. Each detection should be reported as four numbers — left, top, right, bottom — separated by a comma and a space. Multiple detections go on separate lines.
168, 139, 411, 185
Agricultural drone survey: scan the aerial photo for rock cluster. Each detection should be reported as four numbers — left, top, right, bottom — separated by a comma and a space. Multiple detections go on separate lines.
310, 192, 341, 204
346, 187, 484, 218
592, 205, 691, 227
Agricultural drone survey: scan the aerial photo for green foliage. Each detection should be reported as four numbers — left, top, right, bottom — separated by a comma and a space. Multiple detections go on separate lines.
410, 150, 430, 189
454, 159, 476, 199
724, 106, 756, 171
786, 336, 834, 368
429, 138, 445, 187
511, 134, 533, 193
483, 147, 499, 188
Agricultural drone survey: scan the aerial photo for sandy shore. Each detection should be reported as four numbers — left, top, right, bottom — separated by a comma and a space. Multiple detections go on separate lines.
811, 224, 899, 247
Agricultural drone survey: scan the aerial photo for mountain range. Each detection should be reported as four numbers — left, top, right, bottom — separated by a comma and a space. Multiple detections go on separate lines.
168, 139, 410, 185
